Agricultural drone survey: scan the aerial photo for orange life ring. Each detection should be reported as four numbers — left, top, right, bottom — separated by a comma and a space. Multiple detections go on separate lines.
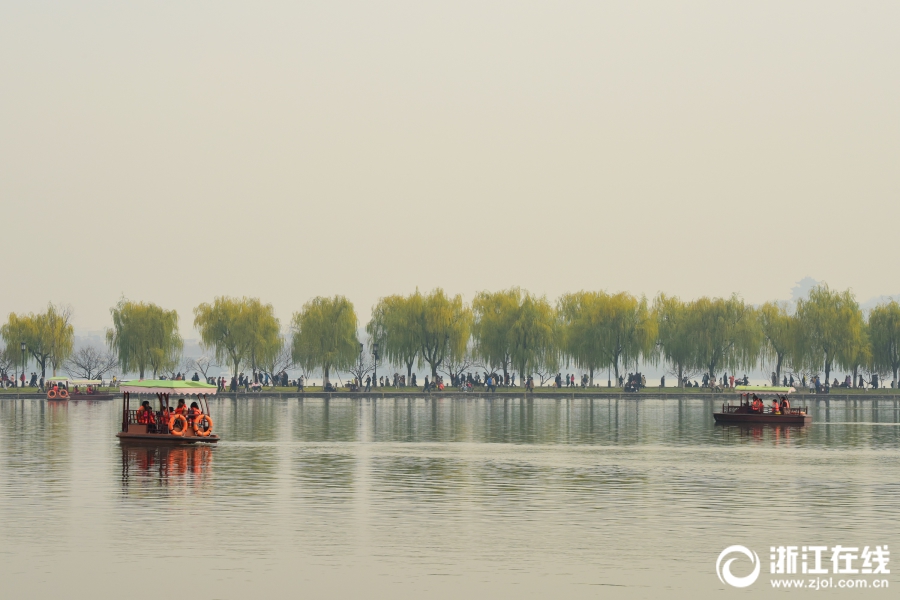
168, 414, 188, 436
58, 388, 69, 399
47, 389, 57, 399
193, 414, 213, 437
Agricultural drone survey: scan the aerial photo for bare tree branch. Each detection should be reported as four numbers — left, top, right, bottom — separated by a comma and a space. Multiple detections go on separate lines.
64, 346, 119, 380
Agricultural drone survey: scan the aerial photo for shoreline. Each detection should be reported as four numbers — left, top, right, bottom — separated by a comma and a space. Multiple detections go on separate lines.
4, 389, 900, 401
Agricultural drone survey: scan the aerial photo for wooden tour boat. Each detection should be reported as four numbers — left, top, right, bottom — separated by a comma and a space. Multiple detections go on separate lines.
45, 377, 116, 401
117, 380, 219, 444
714, 385, 811, 426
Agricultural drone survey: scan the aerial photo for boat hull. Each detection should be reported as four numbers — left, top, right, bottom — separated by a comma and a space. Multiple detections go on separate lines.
714, 412, 811, 426
117, 432, 219, 444
69, 393, 116, 401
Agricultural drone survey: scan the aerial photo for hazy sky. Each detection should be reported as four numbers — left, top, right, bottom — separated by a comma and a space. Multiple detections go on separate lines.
2, 1, 898, 336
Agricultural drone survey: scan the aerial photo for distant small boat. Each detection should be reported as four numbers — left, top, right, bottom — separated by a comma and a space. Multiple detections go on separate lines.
713, 385, 811, 426
45, 377, 116, 401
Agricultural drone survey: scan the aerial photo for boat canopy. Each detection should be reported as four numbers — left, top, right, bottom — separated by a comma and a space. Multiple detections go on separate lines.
46, 377, 101, 385
735, 385, 795, 395
120, 380, 217, 396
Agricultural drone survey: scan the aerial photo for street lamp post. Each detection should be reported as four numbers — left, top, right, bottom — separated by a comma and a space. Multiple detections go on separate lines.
373, 343, 379, 387
20, 342, 26, 388
358, 342, 363, 389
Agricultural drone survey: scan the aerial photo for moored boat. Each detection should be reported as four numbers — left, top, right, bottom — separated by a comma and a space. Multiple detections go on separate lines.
69, 378, 116, 400
45, 376, 72, 400
714, 385, 811, 426
117, 380, 219, 443
45, 376, 116, 400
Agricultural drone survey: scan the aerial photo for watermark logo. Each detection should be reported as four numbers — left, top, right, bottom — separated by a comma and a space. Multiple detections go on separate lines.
716, 544, 890, 590
716, 545, 761, 588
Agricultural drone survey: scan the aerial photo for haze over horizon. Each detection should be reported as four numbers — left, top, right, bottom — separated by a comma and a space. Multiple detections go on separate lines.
3, 2, 898, 336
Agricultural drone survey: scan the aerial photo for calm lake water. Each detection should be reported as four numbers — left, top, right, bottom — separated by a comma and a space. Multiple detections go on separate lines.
1, 396, 897, 599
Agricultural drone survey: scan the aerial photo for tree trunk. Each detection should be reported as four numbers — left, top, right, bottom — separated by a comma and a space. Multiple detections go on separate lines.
824, 353, 831, 388
406, 359, 413, 383
323, 365, 330, 387
589, 367, 594, 387
775, 354, 783, 384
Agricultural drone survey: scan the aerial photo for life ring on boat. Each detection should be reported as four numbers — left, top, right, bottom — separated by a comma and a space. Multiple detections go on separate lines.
47, 389, 57, 399
193, 415, 213, 437
168, 414, 188, 436
58, 388, 69, 399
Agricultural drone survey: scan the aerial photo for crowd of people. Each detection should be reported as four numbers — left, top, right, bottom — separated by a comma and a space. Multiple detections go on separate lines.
2, 365, 894, 394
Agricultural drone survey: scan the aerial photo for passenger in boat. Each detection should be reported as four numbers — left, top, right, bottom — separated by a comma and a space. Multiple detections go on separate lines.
780, 396, 790, 413
188, 402, 203, 430
174, 399, 187, 415
751, 396, 763, 413
137, 401, 156, 425
771, 399, 780, 414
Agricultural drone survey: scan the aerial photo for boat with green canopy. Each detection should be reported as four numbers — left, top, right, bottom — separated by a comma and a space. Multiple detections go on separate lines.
714, 385, 811, 425
45, 376, 116, 400
117, 380, 219, 443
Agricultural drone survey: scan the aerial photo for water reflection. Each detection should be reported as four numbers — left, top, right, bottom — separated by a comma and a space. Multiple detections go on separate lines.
1, 395, 899, 600
120, 444, 213, 489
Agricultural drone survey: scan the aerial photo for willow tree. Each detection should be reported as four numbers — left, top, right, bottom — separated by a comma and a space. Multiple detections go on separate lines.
107, 300, 182, 378
558, 292, 609, 383
409, 289, 471, 380
689, 295, 760, 382
472, 288, 556, 383
193, 297, 280, 383
869, 300, 900, 385
367, 294, 420, 381
838, 322, 871, 388
758, 301, 797, 384
654, 294, 695, 387
290, 295, 359, 386
795, 284, 864, 386
559, 291, 655, 385
2, 303, 75, 379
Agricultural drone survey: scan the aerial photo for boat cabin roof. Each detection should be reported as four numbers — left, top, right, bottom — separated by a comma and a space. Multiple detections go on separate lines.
47, 377, 101, 385
120, 379, 217, 396
735, 385, 795, 395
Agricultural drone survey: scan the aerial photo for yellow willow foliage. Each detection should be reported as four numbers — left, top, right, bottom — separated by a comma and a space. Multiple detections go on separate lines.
107, 300, 182, 379
409, 288, 471, 379
559, 291, 656, 382
472, 287, 557, 379
869, 300, 900, 382
795, 284, 864, 383
654, 294, 695, 387
194, 297, 280, 382
757, 301, 798, 382
2, 303, 75, 378
367, 294, 421, 380
687, 295, 760, 380
290, 295, 359, 383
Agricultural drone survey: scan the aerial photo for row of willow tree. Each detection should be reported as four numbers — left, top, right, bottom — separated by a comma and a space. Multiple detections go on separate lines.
2, 284, 900, 387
